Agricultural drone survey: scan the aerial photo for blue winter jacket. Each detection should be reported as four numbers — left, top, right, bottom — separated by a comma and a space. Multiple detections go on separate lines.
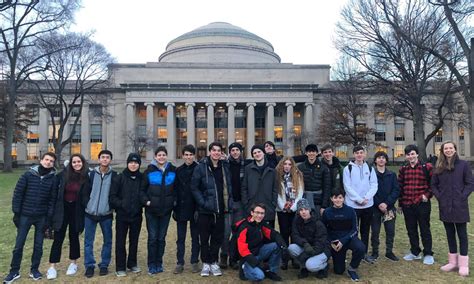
374, 169, 400, 209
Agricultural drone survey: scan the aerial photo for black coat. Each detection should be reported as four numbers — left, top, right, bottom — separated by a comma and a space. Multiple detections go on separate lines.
241, 161, 277, 221
191, 157, 233, 215
322, 157, 343, 193
298, 158, 331, 208
110, 168, 144, 221
174, 162, 198, 221
12, 166, 57, 219
292, 214, 331, 257
140, 161, 177, 216
374, 169, 400, 209
52, 171, 87, 232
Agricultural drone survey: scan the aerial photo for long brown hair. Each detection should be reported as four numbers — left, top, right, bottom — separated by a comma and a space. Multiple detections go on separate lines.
65, 153, 89, 184
275, 156, 303, 196
434, 141, 459, 174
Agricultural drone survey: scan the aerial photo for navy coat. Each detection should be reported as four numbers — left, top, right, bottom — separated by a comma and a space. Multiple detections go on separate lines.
432, 159, 474, 223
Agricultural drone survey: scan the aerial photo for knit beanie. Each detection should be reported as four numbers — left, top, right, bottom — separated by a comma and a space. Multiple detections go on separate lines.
228, 142, 243, 152
297, 198, 311, 212
126, 153, 142, 166
251, 144, 265, 157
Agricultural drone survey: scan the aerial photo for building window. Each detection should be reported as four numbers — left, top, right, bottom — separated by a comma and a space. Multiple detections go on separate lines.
27, 104, 39, 124
336, 146, 348, 159
90, 124, 102, 159
459, 127, 465, 156
375, 145, 388, 153
294, 125, 302, 155
394, 122, 405, 141
395, 144, 405, 157
27, 125, 39, 160
11, 143, 17, 160
356, 123, 367, 142
157, 127, 167, 143
137, 105, 146, 119
434, 129, 443, 142
235, 109, 246, 128
70, 105, 81, 117
48, 105, 61, 117
375, 123, 386, 141
89, 105, 103, 117
274, 125, 283, 143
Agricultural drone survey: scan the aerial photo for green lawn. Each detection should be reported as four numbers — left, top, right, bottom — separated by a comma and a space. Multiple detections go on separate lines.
0, 169, 473, 283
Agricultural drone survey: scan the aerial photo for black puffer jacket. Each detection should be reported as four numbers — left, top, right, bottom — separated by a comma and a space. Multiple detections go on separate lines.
110, 168, 143, 221
140, 161, 176, 216
191, 157, 233, 215
321, 156, 343, 193
298, 158, 331, 208
175, 161, 198, 221
292, 214, 331, 257
12, 165, 57, 219
52, 171, 87, 232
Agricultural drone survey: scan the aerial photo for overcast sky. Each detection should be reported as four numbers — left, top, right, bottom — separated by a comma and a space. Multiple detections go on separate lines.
72, 0, 349, 65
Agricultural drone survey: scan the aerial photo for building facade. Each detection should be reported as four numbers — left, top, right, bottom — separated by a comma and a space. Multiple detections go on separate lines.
0, 22, 470, 164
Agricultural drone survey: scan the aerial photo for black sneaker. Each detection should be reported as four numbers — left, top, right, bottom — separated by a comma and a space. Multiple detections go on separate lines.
371, 253, 379, 261
297, 268, 309, 279
3, 272, 20, 284
363, 255, 376, 264
347, 270, 360, 282
385, 252, 400, 262
85, 267, 94, 278
99, 267, 108, 276
264, 271, 282, 281
29, 270, 42, 281
316, 267, 328, 279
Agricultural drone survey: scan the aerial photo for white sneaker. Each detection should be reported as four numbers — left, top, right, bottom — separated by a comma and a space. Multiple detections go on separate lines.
403, 253, 422, 261
66, 263, 78, 276
423, 255, 435, 265
46, 267, 57, 280
210, 262, 222, 276
200, 263, 210, 277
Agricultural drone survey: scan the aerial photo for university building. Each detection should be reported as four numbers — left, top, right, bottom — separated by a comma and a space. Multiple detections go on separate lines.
1, 22, 470, 164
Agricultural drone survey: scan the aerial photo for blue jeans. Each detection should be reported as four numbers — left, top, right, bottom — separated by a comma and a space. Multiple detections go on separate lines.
84, 216, 112, 269
176, 219, 200, 265
243, 242, 281, 281
146, 212, 171, 268
10, 215, 46, 273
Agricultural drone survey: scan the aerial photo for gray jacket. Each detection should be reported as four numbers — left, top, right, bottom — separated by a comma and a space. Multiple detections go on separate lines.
82, 166, 116, 218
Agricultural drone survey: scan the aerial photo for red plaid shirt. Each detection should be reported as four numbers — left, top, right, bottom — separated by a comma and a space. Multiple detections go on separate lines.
398, 161, 433, 206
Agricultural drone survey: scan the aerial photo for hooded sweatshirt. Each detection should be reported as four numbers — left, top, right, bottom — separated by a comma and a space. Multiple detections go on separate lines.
342, 161, 378, 209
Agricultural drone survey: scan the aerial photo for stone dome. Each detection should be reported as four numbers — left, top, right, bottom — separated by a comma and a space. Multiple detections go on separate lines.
159, 22, 281, 63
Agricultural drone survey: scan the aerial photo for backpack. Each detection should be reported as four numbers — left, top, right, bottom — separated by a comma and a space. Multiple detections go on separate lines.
347, 163, 374, 181
229, 218, 247, 264
401, 162, 431, 185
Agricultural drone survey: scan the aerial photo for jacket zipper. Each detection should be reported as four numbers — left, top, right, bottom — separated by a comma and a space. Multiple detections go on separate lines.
96, 173, 104, 215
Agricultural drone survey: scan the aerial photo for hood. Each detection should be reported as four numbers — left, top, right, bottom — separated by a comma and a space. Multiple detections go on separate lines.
30, 164, 56, 177
94, 165, 113, 175
149, 159, 169, 171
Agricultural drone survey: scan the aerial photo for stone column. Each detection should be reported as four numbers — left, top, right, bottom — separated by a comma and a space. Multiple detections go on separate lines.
39, 107, 49, 156
286, 103, 295, 156
227, 103, 236, 144
246, 103, 256, 157
165, 102, 176, 160
125, 103, 136, 153
366, 103, 375, 153
304, 102, 314, 139
186, 103, 196, 146
206, 103, 215, 149
145, 102, 155, 161
266, 103, 276, 142
81, 104, 90, 159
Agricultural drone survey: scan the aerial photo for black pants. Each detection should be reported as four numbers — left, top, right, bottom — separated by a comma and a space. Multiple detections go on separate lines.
331, 237, 365, 274
176, 219, 200, 265
402, 201, 433, 256
198, 213, 225, 264
443, 222, 468, 256
115, 217, 142, 271
371, 209, 396, 255
49, 202, 80, 263
277, 212, 295, 262
355, 207, 373, 254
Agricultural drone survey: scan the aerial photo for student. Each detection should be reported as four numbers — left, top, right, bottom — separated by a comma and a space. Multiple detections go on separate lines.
110, 153, 144, 277
289, 199, 330, 279
275, 156, 304, 269
81, 150, 117, 278
398, 144, 434, 265
241, 145, 278, 227
342, 145, 378, 263
322, 190, 365, 282
140, 146, 176, 275
237, 203, 286, 282
47, 154, 89, 280
264, 140, 305, 169
370, 151, 400, 261
191, 142, 233, 277
173, 145, 200, 274
221, 142, 252, 269
4, 152, 57, 284
320, 144, 343, 193
298, 144, 331, 218
432, 141, 473, 276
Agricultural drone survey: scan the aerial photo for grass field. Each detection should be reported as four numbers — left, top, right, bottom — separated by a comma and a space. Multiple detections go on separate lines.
0, 168, 473, 283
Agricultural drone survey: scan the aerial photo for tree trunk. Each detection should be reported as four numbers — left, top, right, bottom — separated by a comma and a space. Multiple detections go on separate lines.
413, 111, 428, 161
3, 79, 16, 172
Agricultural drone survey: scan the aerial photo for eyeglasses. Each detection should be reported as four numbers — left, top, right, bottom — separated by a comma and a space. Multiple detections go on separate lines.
252, 211, 265, 215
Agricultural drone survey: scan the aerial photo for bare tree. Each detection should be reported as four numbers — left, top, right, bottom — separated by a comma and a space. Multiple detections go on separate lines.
126, 130, 150, 157
318, 57, 375, 147
30, 32, 113, 165
0, 0, 79, 171
335, 0, 465, 159
382, 0, 474, 154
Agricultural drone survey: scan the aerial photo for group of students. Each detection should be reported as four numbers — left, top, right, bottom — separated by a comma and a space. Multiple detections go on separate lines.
2, 139, 472, 283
